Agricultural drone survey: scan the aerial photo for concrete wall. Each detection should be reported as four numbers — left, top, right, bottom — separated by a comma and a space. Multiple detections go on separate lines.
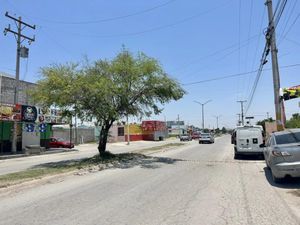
53, 127, 95, 144
22, 124, 40, 149
107, 125, 125, 143
0, 73, 36, 105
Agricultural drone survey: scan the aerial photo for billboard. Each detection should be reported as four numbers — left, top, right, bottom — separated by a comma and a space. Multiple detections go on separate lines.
21, 105, 38, 122
283, 85, 300, 101
0, 104, 21, 121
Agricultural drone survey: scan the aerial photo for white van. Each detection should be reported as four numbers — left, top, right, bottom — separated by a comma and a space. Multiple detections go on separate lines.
232, 126, 264, 159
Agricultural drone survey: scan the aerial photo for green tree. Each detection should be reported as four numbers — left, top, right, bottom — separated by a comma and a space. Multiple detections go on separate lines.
31, 49, 186, 155
285, 113, 300, 128
221, 127, 227, 134
256, 117, 275, 131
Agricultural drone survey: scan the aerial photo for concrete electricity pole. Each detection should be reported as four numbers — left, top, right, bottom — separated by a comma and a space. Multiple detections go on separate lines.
126, 115, 130, 145
4, 12, 35, 153
237, 100, 246, 126
194, 100, 212, 130
237, 113, 241, 126
265, 0, 284, 131
213, 115, 221, 129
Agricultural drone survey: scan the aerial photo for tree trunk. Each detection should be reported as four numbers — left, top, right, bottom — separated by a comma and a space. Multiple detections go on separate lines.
98, 121, 113, 155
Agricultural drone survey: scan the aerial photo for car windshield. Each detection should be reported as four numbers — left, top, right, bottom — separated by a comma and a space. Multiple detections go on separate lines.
56, 137, 65, 142
275, 131, 300, 145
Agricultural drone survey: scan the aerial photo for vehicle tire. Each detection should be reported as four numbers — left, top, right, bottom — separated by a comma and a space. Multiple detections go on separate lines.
234, 152, 239, 159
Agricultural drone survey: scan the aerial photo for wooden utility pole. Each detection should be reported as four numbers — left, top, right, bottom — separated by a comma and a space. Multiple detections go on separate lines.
4, 12, 35, 153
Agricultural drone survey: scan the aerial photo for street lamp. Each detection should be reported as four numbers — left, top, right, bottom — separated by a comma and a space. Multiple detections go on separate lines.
194, 100, 212, 130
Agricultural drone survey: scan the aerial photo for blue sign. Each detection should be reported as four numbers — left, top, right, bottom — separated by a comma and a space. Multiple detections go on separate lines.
25, 123, 35, 132
39, 123, 47, 133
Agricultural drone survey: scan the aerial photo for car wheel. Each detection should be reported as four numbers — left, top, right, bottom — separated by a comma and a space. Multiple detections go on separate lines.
234, 152, 239, 159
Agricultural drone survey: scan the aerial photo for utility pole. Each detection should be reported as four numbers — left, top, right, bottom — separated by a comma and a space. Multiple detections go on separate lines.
4, 12, 35, 153
194, 100, 212, 130
237, 113, 241, 126
265, 0, 284, 131
126, 115, 130, 145
213, 115, 221, 129
177, 114, 180, 135
237, 100, 246, 126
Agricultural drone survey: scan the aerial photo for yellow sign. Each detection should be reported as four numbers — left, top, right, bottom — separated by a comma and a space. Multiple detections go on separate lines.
283, 85, 300, 101
0, 105, 13, 120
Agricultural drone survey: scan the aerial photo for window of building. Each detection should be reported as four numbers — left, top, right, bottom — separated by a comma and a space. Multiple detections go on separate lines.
118, 127, 124, 136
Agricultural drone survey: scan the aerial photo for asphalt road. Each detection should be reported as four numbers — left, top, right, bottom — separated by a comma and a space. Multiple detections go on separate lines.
0, 135, 300, 225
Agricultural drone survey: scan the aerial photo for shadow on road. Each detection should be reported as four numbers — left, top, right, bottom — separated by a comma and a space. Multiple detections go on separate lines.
264, 167, 300, 189
234, 154, 265, 161
31, 153, 183, 171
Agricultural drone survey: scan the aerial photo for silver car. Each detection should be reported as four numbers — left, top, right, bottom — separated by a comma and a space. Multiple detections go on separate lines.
263, 129, 300, 182
180, 135, 191, 141
199, 133, 214, 144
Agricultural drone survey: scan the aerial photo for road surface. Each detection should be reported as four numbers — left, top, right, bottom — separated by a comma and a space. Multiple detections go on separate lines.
0, 135, 299, 225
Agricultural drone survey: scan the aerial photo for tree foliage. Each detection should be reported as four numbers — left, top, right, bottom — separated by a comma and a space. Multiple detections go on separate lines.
30, 49, 186, 155
285, 113, 300, 128
256, 117, 275, 131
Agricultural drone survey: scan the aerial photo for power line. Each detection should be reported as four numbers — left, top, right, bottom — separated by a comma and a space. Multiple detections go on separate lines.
245, 42, 270, 114
245, 0, 288, 114
173, 34, 260, 76
58, 1, 233, 38
274, 0, 288, 28
245, 8, 266, 102
277, 0, 298, 43
279, 12, 300, 44
181, 63, 300, 86
5, 0, 178, 25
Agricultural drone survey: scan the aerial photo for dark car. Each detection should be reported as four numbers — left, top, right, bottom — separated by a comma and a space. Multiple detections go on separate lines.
49, 137, 74, 149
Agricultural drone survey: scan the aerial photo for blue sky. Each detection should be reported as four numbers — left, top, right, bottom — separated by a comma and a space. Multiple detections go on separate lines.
1, 0, 299, 128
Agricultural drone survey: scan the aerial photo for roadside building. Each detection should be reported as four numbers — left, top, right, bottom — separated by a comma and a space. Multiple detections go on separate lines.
0, 72, 67, 154
108, 120, 168, 143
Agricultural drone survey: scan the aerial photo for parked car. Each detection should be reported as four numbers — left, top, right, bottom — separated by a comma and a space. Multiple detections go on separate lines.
233, 125, 264, 159
199, 133, 214, 144
49, 137, 74, 149
263, 129, 300, 182
180, 135, 191, 141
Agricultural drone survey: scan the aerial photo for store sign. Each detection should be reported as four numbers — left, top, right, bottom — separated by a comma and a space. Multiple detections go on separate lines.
37, 107, 68, 124
0, 104, 21, 121
21, 105, 38, 122
283, 85, 300, 101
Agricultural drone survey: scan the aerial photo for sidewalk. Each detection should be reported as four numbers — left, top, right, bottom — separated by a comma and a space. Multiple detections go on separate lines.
0, 139, 182, 176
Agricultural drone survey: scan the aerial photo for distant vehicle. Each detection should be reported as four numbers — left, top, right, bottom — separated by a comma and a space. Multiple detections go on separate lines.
192, 132, 200, 139
263, 129, 300, 182
199, 133, 214, 144
233, 126, 264, 159
49, 137, 74, 149
180, 135, 191, 141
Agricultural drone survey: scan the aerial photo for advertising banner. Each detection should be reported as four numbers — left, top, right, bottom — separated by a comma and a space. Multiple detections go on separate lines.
21, 105, 38, 122
0, 104, 21, 121
283, 85, 300, 101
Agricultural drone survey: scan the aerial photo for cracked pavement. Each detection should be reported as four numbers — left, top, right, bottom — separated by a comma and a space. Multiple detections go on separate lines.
0, 135, 300, 225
